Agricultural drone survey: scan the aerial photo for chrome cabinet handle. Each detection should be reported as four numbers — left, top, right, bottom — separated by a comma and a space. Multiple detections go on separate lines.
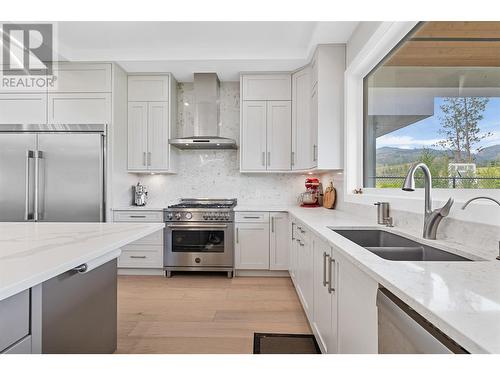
143, 152, 147, 166
328, 257, 336, 293
323, 252, 329, 287
129, 215, 147, 218
299, 240, 304, 247
130, 255, 147, 259
262, 152, 265, 166
236, 228, 239, 243
313, 145, 317, 162
267, 151, 271, 166
243, 216, 260, 219
147, 152, 151, 166
72, 264, 88, 273
271, 216, 275, 233
291, 151, 295, 167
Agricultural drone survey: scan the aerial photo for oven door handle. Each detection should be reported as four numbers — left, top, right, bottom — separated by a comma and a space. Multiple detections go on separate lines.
166, 224, 229, 229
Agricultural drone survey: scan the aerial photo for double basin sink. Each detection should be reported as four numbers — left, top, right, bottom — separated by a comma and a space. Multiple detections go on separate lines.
331, 229, 472, 262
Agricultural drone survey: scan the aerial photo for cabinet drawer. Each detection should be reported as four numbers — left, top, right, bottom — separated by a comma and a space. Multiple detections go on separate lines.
128, 75, 169, 101
0, 94, 47, 124
113, 210, 164, 222
48, 93, 111, 124
118, 249, 163, 268
242, 74, 291, 101
235, 211, 270, 223
0, 290, 30, 352
49, 63, 112, 93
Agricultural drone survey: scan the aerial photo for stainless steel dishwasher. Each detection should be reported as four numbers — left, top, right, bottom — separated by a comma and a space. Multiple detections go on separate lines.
377, 288, 468, 354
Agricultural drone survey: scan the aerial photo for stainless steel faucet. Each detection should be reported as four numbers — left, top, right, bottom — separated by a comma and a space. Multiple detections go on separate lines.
402, 163, 454, 240
462, 196, 500, 260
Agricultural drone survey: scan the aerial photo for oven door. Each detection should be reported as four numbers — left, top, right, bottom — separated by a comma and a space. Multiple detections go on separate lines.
164, 222, 234, 268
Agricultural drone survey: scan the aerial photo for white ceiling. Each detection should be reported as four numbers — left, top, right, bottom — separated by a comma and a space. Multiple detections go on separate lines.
55, 21, 359, 81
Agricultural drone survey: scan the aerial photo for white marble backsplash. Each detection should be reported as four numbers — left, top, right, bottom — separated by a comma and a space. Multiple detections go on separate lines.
113, 82, 308, 208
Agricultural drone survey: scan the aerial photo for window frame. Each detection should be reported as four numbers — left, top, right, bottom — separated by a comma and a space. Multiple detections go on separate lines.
344, 21, 500, 225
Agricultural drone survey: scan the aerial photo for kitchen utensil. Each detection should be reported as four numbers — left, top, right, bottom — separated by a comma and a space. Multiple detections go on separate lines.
323, 181, 336, 209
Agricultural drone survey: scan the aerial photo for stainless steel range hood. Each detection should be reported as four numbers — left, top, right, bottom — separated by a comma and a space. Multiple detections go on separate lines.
169, 73, 237, 150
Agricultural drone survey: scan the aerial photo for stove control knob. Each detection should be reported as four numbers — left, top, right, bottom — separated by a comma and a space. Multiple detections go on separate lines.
167, 213, 173, 220
175, 212, 181, 220
203, 215, 208, 220
185, 212, 192, 220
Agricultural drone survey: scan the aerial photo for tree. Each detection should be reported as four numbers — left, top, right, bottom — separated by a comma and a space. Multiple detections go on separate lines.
437, 97, 492, 163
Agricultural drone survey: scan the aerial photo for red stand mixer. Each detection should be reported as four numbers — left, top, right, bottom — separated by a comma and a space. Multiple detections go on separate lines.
298, 177, 321, 207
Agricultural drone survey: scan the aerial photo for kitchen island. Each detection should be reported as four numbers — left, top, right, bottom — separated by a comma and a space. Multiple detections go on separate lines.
0, 222, 164, 354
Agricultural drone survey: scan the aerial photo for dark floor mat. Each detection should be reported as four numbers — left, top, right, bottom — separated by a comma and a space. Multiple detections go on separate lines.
253, 333, 321, 354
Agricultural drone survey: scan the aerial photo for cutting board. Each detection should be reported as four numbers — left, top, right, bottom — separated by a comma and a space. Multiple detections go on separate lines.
323, 181, 336, 209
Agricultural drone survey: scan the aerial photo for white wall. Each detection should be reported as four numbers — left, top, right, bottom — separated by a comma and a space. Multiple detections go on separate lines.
112, 81, 307, 208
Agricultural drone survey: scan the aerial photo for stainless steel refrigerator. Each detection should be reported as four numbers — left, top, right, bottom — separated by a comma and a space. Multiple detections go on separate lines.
0, 124, 106, 222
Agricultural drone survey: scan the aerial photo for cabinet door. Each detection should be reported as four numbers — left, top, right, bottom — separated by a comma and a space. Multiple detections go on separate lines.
127, 102, 148, 171
0, 94, 47, 124
48, 93, 111, 124
310, 86, 318, 168
242, 74, 291, 101
147, 102, 169, 170
269, 212, 289, 270
49, 63, 111, 93
289, 222, 300, 281
266, 101, 291, 171
292, 68, 313, 170
128, 76, 169, 102
337, 250, 378, 354
241, 101, 267, 171
235, 223, 270, 269
312, 236, 337, 354
297, 231, 313, 318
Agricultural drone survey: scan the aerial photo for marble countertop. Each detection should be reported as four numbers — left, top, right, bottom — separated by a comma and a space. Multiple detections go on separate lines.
0, 222, 164, 301
239, 205, 500, 353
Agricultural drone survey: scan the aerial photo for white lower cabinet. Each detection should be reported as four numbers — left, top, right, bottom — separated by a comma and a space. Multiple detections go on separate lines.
336, 249, 378, 354
235, 211, 289, 271
289, 217, 377, 354
269, 212, 289, 270
294, 223, 314, 319
235, 222, 270, 270
113, 210, 164, 269
312, 236, 338, 354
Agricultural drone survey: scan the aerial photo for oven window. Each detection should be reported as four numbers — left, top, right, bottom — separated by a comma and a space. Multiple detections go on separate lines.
172, 230, 225, 253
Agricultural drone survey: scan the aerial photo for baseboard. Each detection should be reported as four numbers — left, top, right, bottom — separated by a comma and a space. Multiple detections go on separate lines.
235, 270, 290, 277
117, 268, 165, 276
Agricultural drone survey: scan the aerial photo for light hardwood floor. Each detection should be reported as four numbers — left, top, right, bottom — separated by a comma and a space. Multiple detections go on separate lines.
116, 274, 311, 354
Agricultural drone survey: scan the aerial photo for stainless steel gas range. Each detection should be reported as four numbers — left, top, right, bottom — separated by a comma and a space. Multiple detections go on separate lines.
163, 198, 237, 278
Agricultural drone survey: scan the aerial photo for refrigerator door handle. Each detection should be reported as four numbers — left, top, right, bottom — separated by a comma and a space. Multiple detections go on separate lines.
34, 151, 44, 221
24, 150, 35, 221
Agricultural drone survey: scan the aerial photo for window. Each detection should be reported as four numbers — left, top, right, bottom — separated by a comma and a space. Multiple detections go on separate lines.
364, 22, 500, 189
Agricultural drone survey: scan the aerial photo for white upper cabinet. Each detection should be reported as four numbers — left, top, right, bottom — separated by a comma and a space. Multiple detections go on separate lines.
127, 76, 169, 102
127, 102, 148, 170
240, 73, 292, 172
147, 102, 169, 170
49, 63, 112, 93
126, 74, 176, 173
241, 74, 291, 101
0, 94, 47, 124
291, 67, 314, 170
241, 101, 267, 171
266, 101, 291, 171
48, 93, 111, 124
309, 45, 345, 170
